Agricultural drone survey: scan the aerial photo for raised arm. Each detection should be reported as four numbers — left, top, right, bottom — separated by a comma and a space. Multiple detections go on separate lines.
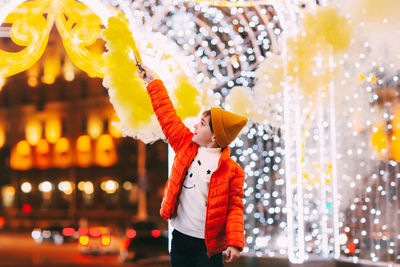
138, 65, 193, 152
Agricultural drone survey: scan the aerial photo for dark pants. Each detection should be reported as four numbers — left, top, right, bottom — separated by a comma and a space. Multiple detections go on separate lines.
171, 230, 223, 267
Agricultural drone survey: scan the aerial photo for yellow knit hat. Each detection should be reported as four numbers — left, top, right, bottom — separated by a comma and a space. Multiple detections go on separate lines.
210, 107, 248, 148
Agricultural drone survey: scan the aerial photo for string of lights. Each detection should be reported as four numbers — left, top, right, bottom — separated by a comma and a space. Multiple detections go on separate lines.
1, 0, 400, 265
185, 0, 271, 7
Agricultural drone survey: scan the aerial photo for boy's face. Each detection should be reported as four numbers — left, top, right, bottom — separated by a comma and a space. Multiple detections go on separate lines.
192, 114, 215, 147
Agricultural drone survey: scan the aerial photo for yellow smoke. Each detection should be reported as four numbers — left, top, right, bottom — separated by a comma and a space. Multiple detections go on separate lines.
102, 16, 153, 131
173, 75, 201, 119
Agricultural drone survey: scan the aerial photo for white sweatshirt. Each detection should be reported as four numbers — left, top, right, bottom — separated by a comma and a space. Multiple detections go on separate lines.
170, 146, 222, 239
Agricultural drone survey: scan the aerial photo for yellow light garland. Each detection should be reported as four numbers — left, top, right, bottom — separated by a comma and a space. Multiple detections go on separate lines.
52, 0, 106, 78
0, 0, 54, 78
187, 0, 270, 7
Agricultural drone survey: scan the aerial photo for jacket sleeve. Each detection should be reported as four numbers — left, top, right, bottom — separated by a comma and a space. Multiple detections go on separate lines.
146, 79, 193, 153
225, 165, 245, 250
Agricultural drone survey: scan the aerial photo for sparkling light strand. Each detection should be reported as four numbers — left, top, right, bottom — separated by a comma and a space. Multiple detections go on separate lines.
186, 0, 271, 7
329, 53, 340, 259
318, 88, 329, 257
283, 73, 295, 261
294, 85, 306, 263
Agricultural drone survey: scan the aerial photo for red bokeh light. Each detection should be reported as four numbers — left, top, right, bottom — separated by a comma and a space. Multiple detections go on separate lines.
126, 229, 136, 239
151, 229, 161, 238
78, 227, 88, 236
347, 242, 356, 254
89, 228, 101, 237
62, 227, 75, 237
22, 204, 32, 214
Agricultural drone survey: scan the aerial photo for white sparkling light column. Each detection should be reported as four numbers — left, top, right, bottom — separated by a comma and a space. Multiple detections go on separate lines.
278, 2, 305, 262
280, 24, 341, 266
328, 53, 340, 259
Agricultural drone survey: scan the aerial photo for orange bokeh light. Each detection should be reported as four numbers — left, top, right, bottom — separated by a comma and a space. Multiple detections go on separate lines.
10, 140, 33, 170
76, 135, 93, 167
95, 134, 117, 167
54, 137, 72, 168
45, 118, 61, 144
35, 139, 50, 169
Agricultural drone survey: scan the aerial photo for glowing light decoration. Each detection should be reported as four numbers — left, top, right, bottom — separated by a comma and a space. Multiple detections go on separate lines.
38, 181, 52, 193
54, 137, 72, 167
21, 182, 32, 193
78, 181, 94, 195
42, 51, 61, 85
27, 62, 40, 87
62, 57, 75, 82
1, 185, 15, 207
76, 134, 93, 167
187, 0, 269, 7
94, 134, 117, 167
25, 119, 42, 146
0, 0, 54, 77
35, 138, 50, 169
0, 0, 115, 78
100, 179, 119, 194
1, 0, 400, 265
51, 0, 108, 78
109, 116, 122, 138
167, 0, 399, 264
45, 118, 61, 144
10, 140, 33, 170
329, 0, 400, 264
58, 181, 74, 195
87, 115, 102, 139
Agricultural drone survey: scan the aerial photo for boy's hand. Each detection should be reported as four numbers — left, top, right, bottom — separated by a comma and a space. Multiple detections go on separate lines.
224, 246, 240, 263
137, 64, 156, 84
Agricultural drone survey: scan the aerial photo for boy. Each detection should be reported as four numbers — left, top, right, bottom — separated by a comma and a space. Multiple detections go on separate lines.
138, 65, 247, 267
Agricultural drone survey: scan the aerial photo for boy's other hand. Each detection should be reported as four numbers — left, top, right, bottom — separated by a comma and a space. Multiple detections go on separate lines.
224, 246, 240, 263
137, 64, 156, 84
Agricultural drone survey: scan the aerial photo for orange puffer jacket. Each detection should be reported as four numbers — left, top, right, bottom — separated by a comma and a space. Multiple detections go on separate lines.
146, 79, 245, 257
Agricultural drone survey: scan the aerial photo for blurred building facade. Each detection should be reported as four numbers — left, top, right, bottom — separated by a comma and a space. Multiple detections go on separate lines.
0, 28, 168, 231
